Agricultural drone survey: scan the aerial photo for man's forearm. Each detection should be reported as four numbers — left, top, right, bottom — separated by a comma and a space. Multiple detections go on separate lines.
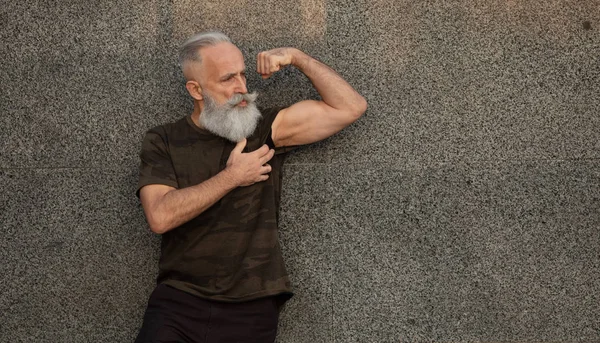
148, 170, 238, 234
290, 49, 367, 115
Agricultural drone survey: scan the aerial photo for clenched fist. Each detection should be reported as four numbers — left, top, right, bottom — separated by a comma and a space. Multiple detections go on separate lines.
256, 47, 299, 79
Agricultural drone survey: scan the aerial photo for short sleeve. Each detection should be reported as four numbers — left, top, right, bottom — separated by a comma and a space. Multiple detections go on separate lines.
136, 127, 179, 198
259, 107, 299, 155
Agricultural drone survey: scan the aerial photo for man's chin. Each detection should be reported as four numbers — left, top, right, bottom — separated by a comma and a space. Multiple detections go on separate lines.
200, 101, 261, 142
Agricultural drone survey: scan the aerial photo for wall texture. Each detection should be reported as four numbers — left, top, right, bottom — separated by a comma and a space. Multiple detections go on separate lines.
1, 0, 599, 342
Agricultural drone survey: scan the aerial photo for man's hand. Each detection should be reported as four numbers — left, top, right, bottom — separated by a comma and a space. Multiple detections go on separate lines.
225, 139, 275, 186
257, 48, 298, 79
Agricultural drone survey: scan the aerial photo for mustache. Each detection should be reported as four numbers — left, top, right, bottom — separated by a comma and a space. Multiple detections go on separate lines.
226, 92, 259, 107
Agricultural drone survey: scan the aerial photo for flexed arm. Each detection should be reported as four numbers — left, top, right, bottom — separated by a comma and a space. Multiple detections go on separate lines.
257, 48, 367, 147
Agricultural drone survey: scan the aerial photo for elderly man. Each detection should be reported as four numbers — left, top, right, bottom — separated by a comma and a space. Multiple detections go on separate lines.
135, 32, 366, 342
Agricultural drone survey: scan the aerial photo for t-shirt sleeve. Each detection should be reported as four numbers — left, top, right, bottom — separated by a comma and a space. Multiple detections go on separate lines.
136, 127, 179, 198
260, 107, 299, 155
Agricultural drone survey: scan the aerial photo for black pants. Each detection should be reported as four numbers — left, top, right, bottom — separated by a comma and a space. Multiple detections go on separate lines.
135, 284, 280, 343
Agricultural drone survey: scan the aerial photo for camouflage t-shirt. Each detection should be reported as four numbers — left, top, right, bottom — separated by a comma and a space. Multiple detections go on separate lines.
137, 107, 294, 303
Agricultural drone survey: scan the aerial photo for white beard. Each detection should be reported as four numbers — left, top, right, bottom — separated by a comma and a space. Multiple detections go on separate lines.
199, 92, 262, 142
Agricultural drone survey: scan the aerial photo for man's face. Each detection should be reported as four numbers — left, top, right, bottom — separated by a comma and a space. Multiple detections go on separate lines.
197, 42, 249, 107
188, 42, 262, 142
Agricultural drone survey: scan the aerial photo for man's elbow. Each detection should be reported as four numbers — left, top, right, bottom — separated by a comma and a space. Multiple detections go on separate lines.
348, 96, 368, 121
356, 96, 368, 117
149, 223, 168, 235
146, 213, 170, 235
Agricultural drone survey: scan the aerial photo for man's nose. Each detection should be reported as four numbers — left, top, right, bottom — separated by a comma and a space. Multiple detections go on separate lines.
234, 76, 247, 94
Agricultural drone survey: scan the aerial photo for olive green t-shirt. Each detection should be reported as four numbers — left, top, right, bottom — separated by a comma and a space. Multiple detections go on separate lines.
137, 108, 294, 303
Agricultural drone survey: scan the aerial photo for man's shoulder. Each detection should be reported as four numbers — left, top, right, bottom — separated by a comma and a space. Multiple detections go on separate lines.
145, 116, 192, 138
258, 106, 286, 129
149, 116, 188, 132
259, 106, 285, 117
141, 116, 201, 153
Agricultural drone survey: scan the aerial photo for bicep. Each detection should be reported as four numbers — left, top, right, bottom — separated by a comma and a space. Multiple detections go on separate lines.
271, 100, 357, 147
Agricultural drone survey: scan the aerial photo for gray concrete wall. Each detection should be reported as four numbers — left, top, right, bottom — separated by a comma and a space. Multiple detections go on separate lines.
1, 1, 598, 342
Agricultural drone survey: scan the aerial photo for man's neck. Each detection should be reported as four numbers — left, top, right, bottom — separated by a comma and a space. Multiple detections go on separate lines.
190, 101, 204, 128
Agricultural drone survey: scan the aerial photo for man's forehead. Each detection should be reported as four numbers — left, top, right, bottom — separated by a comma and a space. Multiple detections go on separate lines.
218, 67, 247, 79
200, 43, 245, 72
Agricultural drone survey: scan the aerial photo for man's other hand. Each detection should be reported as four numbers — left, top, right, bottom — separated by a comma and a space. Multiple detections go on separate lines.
257, 48, 297, 79
225, 139, 275, 187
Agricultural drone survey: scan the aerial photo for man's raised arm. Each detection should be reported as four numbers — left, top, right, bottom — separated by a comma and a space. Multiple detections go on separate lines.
257, 48, 368, 147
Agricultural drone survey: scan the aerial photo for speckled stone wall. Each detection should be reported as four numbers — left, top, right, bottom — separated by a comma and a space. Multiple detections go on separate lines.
1, 1, 598, 342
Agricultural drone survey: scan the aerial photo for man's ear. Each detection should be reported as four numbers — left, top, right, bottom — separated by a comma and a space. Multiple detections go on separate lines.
185, 81, 203, 101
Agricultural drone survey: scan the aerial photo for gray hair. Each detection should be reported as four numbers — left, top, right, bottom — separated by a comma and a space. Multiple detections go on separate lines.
178, 31, 232, 69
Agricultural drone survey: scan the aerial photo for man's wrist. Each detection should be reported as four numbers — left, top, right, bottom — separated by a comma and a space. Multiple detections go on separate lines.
218, 168, 240, 190
290, 48, 310, 70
